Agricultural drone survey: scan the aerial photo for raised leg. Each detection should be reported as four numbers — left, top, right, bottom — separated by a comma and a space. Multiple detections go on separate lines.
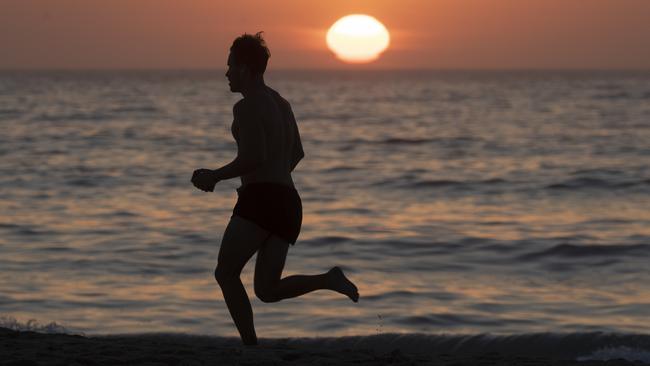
254, 234, 359, 303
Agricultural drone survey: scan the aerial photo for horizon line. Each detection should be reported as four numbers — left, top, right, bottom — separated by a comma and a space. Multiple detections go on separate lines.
1, 67, 650, 73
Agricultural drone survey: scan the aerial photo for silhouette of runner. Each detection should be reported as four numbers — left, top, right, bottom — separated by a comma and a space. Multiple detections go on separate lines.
191, 32, 359, 346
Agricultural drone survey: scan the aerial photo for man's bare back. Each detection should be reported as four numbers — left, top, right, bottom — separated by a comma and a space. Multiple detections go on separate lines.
231, 86, 304, 191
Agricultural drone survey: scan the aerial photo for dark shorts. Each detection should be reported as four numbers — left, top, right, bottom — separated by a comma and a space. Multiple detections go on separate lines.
231, 182, 302, 245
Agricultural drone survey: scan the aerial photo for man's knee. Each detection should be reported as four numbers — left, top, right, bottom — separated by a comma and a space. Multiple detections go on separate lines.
254, 283, 280, 303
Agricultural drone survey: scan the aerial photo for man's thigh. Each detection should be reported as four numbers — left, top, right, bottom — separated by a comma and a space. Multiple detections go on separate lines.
216, 215, 272, 277
254, 234, 290, 290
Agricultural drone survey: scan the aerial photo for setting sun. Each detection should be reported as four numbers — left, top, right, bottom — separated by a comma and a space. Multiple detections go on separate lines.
326, 14, 390, 64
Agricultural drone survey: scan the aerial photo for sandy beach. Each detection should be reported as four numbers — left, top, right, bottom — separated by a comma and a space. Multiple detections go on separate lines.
2, 327, 649, 365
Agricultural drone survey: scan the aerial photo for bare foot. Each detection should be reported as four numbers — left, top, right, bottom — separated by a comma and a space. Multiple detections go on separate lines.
328, 266, 359, 302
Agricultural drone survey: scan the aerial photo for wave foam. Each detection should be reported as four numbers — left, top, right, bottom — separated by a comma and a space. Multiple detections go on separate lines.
0, 316, 72, 335
4, 317, 650, 362
577, 346, 650, 363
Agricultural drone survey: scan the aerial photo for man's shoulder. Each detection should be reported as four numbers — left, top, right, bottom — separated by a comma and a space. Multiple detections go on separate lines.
234, 92, 271, 108
267, 87, 291, 108
233, 98, 256, 116
234, 87, 291, 117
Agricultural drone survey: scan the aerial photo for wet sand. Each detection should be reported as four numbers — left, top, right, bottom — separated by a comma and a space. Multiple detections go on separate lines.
1, 327, 647, 365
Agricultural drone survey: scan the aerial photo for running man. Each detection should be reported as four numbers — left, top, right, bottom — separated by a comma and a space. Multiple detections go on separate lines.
191, 32, 359, 346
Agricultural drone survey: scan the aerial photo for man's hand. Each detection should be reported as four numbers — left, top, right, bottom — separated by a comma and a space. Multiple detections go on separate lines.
191, 169, 218, 192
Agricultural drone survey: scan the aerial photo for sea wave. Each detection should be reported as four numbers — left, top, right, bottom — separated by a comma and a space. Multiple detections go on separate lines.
3, 318, 650, 362
546, 177, 650, 190
0, 316, 70, 335
379, 177, 510, 190
278, 332, 650, 360
324, 136, 482, 145
578, 346, 650, 363
31, 112, 114, 122
518, 243, 650, 260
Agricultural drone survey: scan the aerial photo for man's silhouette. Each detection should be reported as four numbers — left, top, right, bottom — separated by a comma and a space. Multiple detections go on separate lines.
191, 32, 359, 346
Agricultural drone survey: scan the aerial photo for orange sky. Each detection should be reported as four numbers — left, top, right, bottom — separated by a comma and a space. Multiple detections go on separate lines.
1, 0, 649, 70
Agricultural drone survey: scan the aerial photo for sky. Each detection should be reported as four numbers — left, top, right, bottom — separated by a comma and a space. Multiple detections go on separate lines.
1, 0, 649, 70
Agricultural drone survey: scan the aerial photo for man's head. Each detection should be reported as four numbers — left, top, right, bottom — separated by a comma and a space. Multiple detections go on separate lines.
226, 32, 271, 93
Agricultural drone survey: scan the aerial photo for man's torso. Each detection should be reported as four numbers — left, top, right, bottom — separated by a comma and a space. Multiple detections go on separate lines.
232, 86, 299, 190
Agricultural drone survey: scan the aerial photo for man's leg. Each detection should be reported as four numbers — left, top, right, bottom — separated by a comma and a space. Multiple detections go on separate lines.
214, 215, 271, 345
254, 234, 359, 303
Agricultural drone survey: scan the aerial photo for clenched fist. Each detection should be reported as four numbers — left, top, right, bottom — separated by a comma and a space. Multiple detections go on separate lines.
191, 169, 218, 192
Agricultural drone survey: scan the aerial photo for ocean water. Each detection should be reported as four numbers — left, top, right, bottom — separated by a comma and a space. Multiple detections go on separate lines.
1, 70, 649, 344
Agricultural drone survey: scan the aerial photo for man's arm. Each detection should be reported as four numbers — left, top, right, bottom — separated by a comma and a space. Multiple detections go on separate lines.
212, 156, 264, 181
213, 100, 267, 181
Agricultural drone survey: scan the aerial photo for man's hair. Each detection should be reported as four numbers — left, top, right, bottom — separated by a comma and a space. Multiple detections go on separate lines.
230, 32, 271, 75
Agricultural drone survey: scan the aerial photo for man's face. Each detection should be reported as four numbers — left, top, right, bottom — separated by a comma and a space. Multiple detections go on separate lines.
226, 53, 247, 93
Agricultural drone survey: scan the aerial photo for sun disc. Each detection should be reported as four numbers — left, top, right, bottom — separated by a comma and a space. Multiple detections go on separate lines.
326, 14, 390, 63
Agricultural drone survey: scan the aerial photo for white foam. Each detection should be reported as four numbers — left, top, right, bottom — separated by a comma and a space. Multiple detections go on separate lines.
0, 316, 71, 334
577, 346, 650, 363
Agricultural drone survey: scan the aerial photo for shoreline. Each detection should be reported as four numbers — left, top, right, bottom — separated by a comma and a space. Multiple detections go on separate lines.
2, 328, 649, 365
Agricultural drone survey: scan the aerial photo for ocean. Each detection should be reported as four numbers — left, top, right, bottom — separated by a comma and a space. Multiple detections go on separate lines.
1, 69, 649, 359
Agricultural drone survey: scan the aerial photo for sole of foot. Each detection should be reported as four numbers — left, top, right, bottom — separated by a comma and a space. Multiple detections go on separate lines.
328, 266, 359, 302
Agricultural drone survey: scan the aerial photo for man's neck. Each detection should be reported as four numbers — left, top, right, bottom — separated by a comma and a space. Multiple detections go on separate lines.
241, 77, 267, 98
